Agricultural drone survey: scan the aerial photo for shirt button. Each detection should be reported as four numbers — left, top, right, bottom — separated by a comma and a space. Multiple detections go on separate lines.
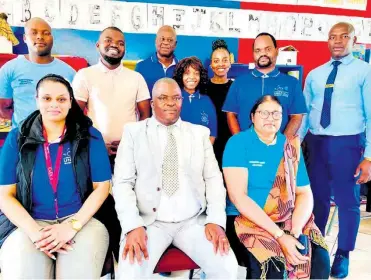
153, 208, 157, 212
157, 187, 161, 191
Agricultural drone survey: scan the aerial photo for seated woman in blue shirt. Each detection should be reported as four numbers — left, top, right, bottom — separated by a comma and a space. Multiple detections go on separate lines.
223, 95, 330, 279
173, 56, 217, 144
0, 74, 115, 279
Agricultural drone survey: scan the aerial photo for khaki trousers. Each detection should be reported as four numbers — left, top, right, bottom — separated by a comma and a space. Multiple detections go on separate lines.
0, 217, 109, 279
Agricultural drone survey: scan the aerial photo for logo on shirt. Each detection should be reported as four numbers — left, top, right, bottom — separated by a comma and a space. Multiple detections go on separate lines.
63, 148, 72, 165
249, 160, 265, 167
201, 111, 209, 125
17, 79, 34, 86
273, 85, 289, 98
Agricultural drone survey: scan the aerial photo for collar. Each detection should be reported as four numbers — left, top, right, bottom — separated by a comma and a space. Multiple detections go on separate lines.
97, 59, 123, 74
329, 53, 354, 66
151, 52, 178, 65
149, 116, 182, 129
182, 89, 201, 100
252, 67, 280, 78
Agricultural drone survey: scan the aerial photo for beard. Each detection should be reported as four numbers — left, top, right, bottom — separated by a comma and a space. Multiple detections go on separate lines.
101, 54, 124, 65
257, 55, 273, 68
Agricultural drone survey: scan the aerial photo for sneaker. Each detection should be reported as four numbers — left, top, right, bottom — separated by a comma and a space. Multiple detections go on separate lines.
331, 254, 349, 279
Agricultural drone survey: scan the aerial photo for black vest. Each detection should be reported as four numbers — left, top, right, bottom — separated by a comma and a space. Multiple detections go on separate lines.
0, 111, 121, 258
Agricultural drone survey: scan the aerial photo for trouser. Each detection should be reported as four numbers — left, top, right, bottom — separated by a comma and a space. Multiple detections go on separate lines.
0, 217, 109, 279
305, 132, 363, 251
226, 216, 330, 279
117, 216, 238, 279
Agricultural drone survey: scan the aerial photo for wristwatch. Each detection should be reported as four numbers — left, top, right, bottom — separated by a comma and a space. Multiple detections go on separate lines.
274, 229, 285, 240
69, 218, 82, 232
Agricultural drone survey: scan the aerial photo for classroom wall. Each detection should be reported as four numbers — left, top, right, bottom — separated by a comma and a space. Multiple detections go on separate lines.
238, 1, 371, 78
11, 0, 240, 65
9, 0, 371, 79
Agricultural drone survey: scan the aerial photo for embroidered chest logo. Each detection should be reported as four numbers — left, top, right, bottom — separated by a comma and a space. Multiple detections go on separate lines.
17, 78, 33, 86
63, 148, 72, 165
201, 111, 209, 125
273, 85, 289, 98
249, 160, 265, 167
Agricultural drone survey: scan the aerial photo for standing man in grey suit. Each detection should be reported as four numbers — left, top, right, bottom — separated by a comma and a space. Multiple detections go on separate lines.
113, 78, 238, 279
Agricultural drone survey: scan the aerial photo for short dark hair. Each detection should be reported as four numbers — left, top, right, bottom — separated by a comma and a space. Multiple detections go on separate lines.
253, 32, 277, 49
36, 74, 92, 140
173, 56, 208, 95
100, 26, 124, 36
250, 95, 282, 121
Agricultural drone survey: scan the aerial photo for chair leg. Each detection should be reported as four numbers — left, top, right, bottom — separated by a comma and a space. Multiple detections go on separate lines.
326, 206, 338, 236
189, 269, 194, 279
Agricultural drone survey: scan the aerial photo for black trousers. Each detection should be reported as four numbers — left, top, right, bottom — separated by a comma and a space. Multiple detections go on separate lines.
226, 216, 330, 279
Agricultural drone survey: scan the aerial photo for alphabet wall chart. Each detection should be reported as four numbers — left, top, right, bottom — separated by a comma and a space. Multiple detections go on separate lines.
1, 0, 370, 43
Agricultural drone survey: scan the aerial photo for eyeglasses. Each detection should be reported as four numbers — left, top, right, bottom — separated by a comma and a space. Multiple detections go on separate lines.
157, 96, 183, 104
256, 110, 282, 120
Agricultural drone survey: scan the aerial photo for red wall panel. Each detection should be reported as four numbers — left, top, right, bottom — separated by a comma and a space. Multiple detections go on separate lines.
238, 1, 371, 81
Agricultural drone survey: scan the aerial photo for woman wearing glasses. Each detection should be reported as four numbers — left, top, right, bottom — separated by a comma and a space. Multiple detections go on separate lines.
223, 95, 330, 279
173, 56, 217, 144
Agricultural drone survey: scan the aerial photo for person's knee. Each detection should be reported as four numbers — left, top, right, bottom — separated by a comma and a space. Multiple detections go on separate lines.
117, 259, 148, 279
311, 246, 330, 279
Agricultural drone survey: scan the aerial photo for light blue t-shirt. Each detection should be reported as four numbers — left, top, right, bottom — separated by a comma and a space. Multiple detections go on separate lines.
0, 126, 111, 220
0, 56, 76, 128
222, 128, 310, 215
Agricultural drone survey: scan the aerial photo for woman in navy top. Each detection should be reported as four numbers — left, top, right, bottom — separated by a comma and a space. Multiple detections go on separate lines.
0, 74, 115, 279
173, 56, 217, 144
206, 39, 234, 168
223, 95, 330, 279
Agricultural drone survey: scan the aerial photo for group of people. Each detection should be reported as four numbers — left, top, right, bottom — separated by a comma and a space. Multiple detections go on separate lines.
0, 16, 370, 280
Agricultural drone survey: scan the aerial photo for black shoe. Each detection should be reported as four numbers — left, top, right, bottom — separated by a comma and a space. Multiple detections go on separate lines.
331, 254, 349, 279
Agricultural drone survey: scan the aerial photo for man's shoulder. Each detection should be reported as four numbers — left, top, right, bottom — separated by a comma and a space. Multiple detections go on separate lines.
308, 62, 329, 76
124, 119, 148, 133
0, 56, 26, 71
136, 55, 154, 66
277, 71, 300, 85
53, 58, 76, 72
182, 120, 209, 135
121, 65, 145, 80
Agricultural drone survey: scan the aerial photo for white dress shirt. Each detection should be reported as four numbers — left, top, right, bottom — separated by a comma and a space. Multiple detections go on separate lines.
150, 117, 201, 222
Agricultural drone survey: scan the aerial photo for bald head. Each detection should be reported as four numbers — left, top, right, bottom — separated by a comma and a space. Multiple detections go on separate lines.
151, 78, 182, 126
152, 78, 180, 98
25, 17, 51, 33
155, 26, 177, 58
24, 17, 53, 57
329, 22, 355, 37
156, 25, 177, 38
328, 22, 356, 60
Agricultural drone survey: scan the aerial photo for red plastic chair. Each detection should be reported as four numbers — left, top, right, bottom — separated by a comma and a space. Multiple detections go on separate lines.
154, 245, 200, 279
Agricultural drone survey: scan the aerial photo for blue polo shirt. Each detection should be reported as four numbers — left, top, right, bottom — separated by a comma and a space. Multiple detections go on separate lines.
180, 90, 217, 137
135, 53, 178, 96
222, 68, 307, 132
223, 128, 309, 215
0, 126, 112, 220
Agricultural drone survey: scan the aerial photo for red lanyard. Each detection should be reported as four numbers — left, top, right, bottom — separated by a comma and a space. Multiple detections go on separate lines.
43, 126, 66, 219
